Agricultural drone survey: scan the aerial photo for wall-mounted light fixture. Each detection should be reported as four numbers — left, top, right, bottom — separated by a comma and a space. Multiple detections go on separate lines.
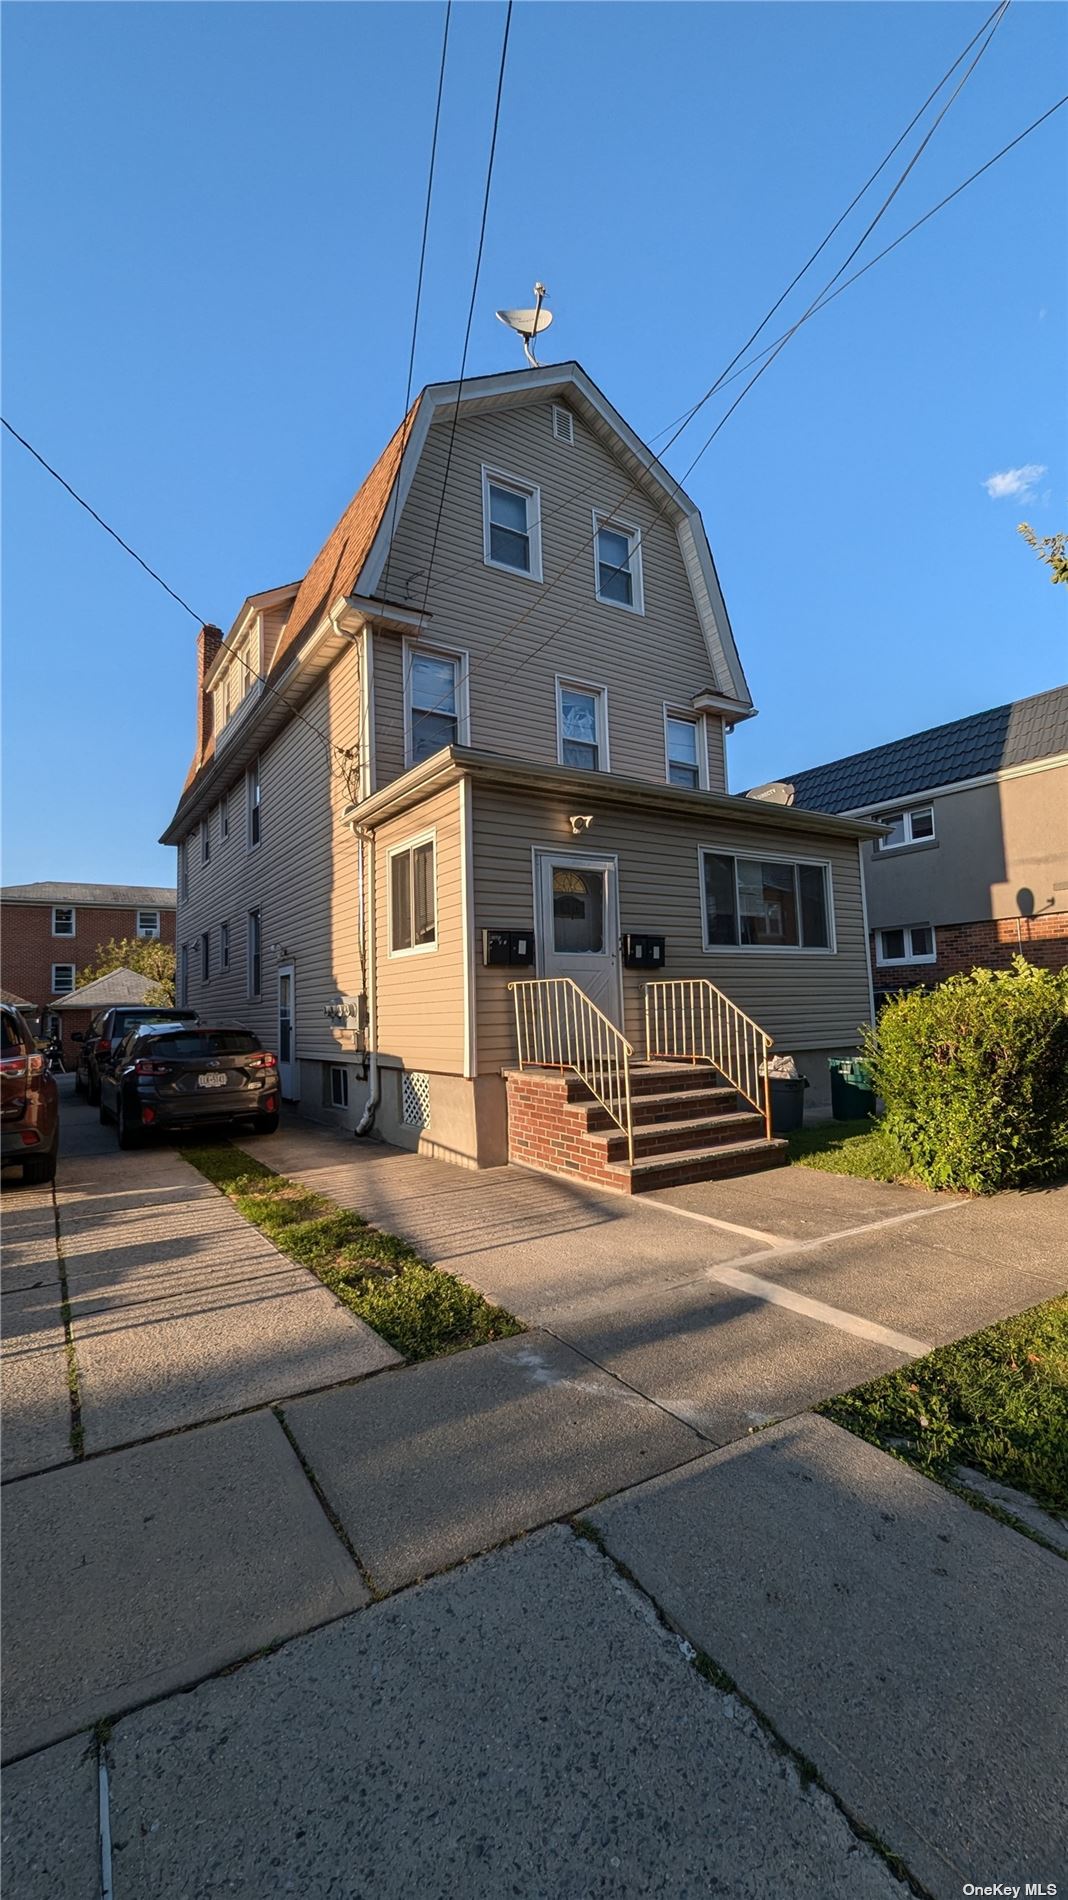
568, 814, 593, 835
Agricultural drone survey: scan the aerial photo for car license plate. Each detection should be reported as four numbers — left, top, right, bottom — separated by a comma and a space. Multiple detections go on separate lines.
197, 1072, 229, 1090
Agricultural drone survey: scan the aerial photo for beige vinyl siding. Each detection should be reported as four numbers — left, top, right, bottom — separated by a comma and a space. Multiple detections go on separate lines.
372, 782, 465, 1075
176, 644, 363, 1065
373, 400, 727, 794
473, 784, 872, 1075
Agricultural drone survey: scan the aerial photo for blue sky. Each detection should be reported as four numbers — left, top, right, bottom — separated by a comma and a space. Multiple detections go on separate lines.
3, 1, 1065, 886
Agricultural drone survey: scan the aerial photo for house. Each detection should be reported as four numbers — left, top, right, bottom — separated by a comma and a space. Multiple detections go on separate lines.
162, 362, 880, 1189
0, 882, 177, 1028
760, 686, 1068, 1000
48, 967, 165, 1064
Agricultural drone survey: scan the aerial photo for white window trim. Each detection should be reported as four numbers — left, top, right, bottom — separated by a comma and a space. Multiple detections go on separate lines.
330, 1065, 349, 1108
481, 465, 543, 582
247, 760, 262, 852
220, 791, 230, 841
201, 929, 211, 982
697, 846, 837, 955
51, 906, 76, 937
136, 910, 161, 939
555, 676, 611, 773
876, 925, 937, 966
663, 707, 708, 790
220, 920, 230, 969
201, 814, 211, 863
874, 805, 936, 851
402, 639, 471, 769
215, 617, 264, 750
592, 509, 645, 616
387, 828, 438, 959
51, 963, 76, 994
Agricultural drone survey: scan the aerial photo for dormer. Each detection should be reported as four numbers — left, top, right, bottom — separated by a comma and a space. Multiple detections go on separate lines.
205, 583, 299, 752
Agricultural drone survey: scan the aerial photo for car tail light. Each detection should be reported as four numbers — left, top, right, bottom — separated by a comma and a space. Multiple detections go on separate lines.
135, 1060, 171, 1077
142, 1106, 156, 1124
96, 1038, 112, 1056
20, 1129, 40, 1146
249, 1052, 278, 1069
263, 1095, 277, 1112
0, 1056, 27, 1079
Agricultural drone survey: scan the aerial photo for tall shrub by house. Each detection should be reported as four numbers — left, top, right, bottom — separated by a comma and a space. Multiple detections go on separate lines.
865, 958, 1068, 1194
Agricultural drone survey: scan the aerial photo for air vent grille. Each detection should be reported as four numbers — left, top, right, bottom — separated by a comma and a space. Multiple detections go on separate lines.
552, 405, 574, 445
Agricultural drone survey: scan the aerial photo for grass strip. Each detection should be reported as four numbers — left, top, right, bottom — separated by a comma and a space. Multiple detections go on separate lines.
788, 1117, 916, 1184
818, 1293, 1068, 1519
181, 1143, 522, 1363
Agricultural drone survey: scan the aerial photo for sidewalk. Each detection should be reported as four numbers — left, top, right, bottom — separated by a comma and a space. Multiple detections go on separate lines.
3, 1090, 1066, 1897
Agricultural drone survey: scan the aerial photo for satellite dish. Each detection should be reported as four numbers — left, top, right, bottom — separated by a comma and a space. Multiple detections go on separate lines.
496, 282, 552, 367
745, 781, 796, 806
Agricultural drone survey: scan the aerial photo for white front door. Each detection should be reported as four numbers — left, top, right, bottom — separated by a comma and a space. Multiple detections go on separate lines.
534, 851, 622, 1027
277, 964, 296, 1100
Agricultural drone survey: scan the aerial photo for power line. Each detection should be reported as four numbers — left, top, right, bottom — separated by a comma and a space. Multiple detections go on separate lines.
377, 0, 1010, 749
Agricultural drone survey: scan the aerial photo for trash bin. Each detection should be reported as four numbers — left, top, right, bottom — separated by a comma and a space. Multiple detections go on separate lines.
828, 1057, 876, 1121
769, 1076, 807, 1134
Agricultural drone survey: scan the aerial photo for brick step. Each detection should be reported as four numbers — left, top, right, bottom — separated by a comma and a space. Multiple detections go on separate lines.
610, 1137, 789, 1194
599, 1111, 766, 1163
563, 1063, 723, 1105
581, 1086, 741, 1132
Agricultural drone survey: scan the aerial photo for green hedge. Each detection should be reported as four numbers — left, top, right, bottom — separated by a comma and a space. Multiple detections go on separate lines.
864, 958, 1068, 1194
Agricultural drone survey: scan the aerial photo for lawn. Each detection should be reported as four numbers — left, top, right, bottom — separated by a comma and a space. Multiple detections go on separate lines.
182, 1143, 521, 1362
819, 1294, 1068, 1520
788, 1117, 915, 1184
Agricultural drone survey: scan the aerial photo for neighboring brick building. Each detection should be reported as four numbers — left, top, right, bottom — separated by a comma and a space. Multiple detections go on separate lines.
0, 882, 177, 1022
757, 686, 1068, 998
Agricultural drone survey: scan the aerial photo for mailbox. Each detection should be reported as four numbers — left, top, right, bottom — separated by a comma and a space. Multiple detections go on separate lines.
482, 928, 535, 967
621, 932, 666, 970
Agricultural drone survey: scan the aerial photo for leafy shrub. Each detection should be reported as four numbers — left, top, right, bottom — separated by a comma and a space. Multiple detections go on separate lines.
864, 958, 1068, 1193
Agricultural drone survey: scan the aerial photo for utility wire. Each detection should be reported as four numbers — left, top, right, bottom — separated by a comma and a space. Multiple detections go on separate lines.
378, 0, 1009, 747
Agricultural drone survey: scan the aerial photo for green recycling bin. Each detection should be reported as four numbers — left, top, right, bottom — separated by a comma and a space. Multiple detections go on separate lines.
828, 1057, 876, 1121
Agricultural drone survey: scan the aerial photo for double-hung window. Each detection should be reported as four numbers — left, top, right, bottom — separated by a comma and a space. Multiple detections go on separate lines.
665, 714, 703, 789
248, 759, 261, 849
220, 920, 230, 969
137, 910, 160, 939
876, 925, 936, 965
594, 513, 643, 612
201, 931, 210, 982
202, 814, 211, 863
701, 850, 832, 951
389, 836, 436, 955
405, 645, 469, 767
557, 679, 609, 772
179, 839, 189, 900
876, 806, 935, 850
220, 791, 229, 841
247, 909, 262, 997
52, 906, 75, 937
51, 963, 76, 995
482, 469, 541, 579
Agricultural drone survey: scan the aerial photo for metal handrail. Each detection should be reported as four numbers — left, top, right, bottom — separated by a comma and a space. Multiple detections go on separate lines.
508, 977, 634, 1165
643, 978, 773, 1138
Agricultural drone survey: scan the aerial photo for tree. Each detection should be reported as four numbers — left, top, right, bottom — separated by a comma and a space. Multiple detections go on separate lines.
76, 937, 176, 1005
1017, 522, 1068, 586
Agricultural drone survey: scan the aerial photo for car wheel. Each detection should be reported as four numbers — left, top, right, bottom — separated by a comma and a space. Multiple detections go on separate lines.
116, 1098, 142, 1150
23, 1148, 57, 1185
253, 1112, 280, 1135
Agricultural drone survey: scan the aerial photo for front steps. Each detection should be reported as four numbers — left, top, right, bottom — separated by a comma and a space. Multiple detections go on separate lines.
504, 1062, 788, 1194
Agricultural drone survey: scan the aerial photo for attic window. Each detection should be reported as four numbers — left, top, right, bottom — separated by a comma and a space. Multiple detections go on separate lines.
552, 405, 574, 445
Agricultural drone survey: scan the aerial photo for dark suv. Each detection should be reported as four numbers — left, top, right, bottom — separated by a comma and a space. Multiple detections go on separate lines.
99, 1023, 281, 1148
74, 1006, 198, 1104
1, 1003, 59, 1183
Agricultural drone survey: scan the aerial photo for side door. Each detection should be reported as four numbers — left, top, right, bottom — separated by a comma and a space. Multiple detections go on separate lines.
533, 850, 622, 1027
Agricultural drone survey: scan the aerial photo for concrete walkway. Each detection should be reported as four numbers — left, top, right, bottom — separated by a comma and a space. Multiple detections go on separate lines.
2, 1089, 1065, 1897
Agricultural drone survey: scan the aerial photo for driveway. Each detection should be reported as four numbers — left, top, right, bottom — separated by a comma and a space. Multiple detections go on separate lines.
2, 1087, 1065, 1897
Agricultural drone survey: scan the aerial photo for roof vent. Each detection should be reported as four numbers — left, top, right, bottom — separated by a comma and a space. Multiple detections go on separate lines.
552, 405, 574, 445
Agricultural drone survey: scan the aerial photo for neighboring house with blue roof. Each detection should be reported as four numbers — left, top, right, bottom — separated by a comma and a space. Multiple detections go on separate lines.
751, 686, 1068, 995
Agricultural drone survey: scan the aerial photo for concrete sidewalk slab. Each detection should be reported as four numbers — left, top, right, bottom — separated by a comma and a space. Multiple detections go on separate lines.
1, 1732, 99, 1900
896, 1181, 1068, 1286
1, 1287, 73, 1478
766, 1217, 1066, 1345
1, 1217, 61, 1293
651, 1165, 952, 1240
2, 1410, 367, 1760
282, 1331, 703, 1591
589, 1415, 1068, 1899
553, 1277, 913, 1442
105, 1526, 905, 1900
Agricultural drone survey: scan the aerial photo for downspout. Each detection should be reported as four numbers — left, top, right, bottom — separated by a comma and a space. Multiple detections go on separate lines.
355, 826, 380, 1136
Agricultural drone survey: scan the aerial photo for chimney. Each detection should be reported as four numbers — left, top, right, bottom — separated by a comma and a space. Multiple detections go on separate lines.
195, 624, 223, 767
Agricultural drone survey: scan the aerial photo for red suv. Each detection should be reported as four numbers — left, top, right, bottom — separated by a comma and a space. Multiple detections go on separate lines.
1, 1004, 59, 1183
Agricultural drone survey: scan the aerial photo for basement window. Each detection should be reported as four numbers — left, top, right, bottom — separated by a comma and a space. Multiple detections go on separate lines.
330, 1066, 349, 1109
876, 925, 936, 965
